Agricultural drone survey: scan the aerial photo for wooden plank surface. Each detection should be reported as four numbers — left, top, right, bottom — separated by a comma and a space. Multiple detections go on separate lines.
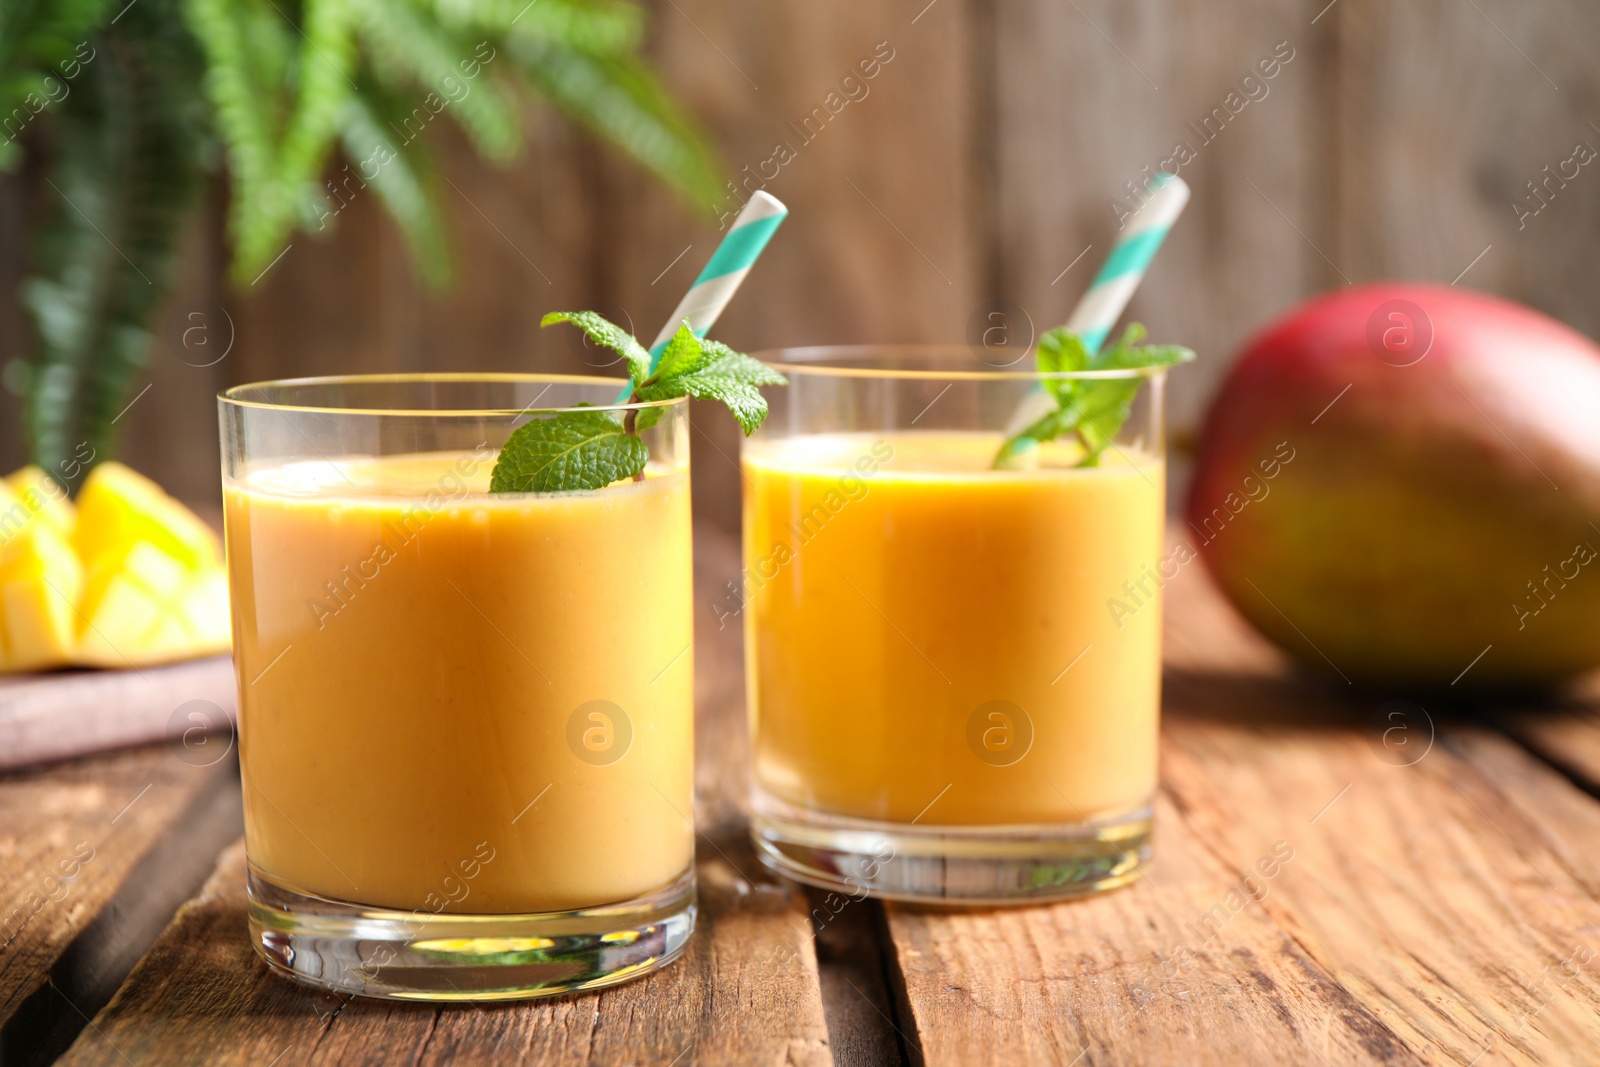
1496, 675, 1600, 802
55, 523, 835, 1066
17, 533, 1600, 1066
881, 546, 1600, 1066
0, 744, 241, 1062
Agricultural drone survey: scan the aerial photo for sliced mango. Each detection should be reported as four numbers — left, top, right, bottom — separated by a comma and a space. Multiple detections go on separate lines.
74, 462, 220, 572
179, 567, 231, 646
0, 482, 83, 671
6, 465, 76, 538
77, 542, 230, 668
0, 462, 231, 673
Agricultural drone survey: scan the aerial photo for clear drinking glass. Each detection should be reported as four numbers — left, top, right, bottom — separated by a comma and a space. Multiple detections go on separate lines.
741, 348, 1168, 903
219, 375, 695, 999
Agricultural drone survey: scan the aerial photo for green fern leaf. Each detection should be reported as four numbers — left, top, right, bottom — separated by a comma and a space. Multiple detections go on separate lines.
510, 35, 719, 207
184, 0, 355, 279
499, 0, 642, 52
22, 0, 208, 482
0, 0, 115, 169
337, 85, 451, 283
350, 0, 519, 162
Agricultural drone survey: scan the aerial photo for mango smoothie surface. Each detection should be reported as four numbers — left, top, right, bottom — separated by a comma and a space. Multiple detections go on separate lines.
743, 430, 1164, 828
225, 450, 694, 914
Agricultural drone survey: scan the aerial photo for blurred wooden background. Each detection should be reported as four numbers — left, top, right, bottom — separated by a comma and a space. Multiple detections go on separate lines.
2, 0, 1597, 531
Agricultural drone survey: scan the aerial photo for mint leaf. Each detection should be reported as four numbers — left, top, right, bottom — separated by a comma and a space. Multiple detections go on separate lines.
993, 323, 1193, 469
654, 322, 707, 380
647, 376, 767, 434
1035, 327, 1092, 404
697, 338, 790, 388
636, 337, 787, 435
633, 401, 669, 433
541, 311, 652, 385
1111, 322, 1148, 348
1094, 322, 1191, 372
1065, 380, 1142, 465
490, 411, 648, 493
516, 311, 788, 491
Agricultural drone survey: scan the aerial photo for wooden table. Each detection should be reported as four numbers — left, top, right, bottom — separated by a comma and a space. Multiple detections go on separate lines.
6, 521, 1600, 1066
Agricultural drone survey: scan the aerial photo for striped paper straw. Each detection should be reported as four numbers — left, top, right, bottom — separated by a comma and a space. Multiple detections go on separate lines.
1004, 174, 1190, 434
651, 191, 788, 356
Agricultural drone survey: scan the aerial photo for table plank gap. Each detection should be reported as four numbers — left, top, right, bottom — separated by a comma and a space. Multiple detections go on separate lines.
1495, 676, 1600, 800
2, 757, 242, 1066
0, 739, 240, 1032
1155, 565, 1600, 1067
880, 544, 1600, 1065
806, 889, 912, 1067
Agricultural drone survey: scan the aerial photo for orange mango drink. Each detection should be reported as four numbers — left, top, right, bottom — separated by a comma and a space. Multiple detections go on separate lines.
743, 431, 1163, 827
225, 451, 693, 913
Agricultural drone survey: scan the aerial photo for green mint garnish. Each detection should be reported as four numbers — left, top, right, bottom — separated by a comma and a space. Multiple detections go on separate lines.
488, 409, 648, 493
489, 313, 787, 493
993, 323, 1194, 469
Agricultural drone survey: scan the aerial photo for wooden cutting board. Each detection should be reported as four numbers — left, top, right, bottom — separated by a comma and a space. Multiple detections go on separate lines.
0, 656, 237, 771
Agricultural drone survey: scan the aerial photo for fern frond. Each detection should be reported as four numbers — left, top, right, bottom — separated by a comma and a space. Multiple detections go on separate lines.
184, 0, 354, 278
0, 0, 114, 169
350, 0, 519, 162
275, 0, 357, 231
338, 85, 450, 283
22, 0, 208, 482
182, 0, 291, 273
430, 0, 643, 52
510, 35, 719, 208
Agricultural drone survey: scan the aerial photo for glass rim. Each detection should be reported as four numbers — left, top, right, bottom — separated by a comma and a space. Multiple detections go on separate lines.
750, 345, 1172, 382
217, 372, 685, 417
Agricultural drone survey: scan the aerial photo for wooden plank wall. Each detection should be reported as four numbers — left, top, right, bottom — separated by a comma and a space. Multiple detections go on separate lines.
1, 0, 1597, 528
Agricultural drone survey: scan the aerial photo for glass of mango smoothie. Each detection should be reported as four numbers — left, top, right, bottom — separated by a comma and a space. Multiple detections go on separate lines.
220, 375, 694, 999
741, 347, 1169, 903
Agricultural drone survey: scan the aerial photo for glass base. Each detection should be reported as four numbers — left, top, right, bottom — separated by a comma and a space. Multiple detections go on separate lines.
751, 790, 1151, 905
247, 864, 696, 1001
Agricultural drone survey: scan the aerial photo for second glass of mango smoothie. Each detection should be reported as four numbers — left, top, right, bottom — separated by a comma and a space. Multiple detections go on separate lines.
741, 347, 1170, 903
220, 375, 694, 999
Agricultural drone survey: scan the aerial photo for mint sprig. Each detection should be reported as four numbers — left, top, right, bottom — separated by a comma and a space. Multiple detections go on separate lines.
993, 323, 1194, 469
489, 409, 648, 493
490, 313, 786, 493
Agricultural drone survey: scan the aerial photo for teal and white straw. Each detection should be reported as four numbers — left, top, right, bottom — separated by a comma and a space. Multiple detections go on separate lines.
649, 190, 787, 360
614, 191, 787, 400
1004, 174, 1190, 434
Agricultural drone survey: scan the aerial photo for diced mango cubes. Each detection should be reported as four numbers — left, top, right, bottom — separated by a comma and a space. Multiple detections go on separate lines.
0, 462, 231, 673
6, 465, 76, 539
0, 481, 82, 671
75, 462, 220, 572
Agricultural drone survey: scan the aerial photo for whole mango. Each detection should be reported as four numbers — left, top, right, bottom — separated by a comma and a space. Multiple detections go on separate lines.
1186, 283, 1600, 687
